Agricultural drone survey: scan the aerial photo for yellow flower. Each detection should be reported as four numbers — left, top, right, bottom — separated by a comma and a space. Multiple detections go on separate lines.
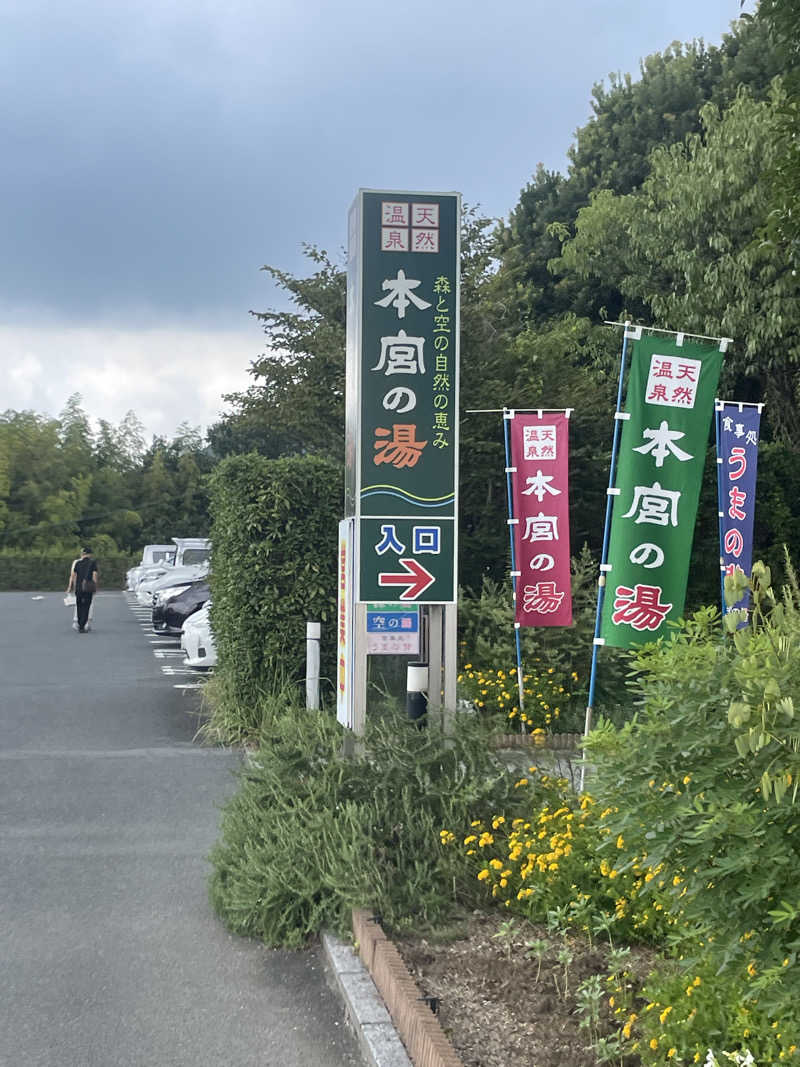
650, 1038, 659, 1050
659, 1005, 673, 1024
616, 835, 624, 849
463, 835, 477, 845
514, 778, 529, 788
477, 869, 489, 881
747, 961, 757, 978
489, 858, 503, 870
667, 1049, 677, 1060
492, 816, 506, 829
693, 976, 701, 987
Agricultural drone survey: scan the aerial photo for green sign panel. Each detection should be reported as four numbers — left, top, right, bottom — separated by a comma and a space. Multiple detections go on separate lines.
599, 334, 723, 648
346, 190, 460, 603
359, 518, 455, 602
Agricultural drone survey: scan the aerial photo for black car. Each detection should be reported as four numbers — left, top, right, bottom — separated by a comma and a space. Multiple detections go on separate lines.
151, 580, 210, 634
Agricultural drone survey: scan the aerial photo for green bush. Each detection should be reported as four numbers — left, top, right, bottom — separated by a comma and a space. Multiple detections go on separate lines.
581, 568, 800, 1060
207, 453, 342, 729
457, 546, 635, 731
0, 548, 137, 590
209, 704, 520, 947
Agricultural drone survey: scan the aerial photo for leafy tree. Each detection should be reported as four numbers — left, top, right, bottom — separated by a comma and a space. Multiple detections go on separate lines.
554, 85, 800, 442
210, 246, 346, 460
497, 17, 782, 325
756, 0, 800, 266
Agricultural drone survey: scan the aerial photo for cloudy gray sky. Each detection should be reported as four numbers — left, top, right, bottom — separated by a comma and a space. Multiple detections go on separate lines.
2, 0, 741, 440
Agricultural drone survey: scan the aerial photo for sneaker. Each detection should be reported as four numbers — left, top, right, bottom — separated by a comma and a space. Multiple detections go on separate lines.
78, 627, 86, 633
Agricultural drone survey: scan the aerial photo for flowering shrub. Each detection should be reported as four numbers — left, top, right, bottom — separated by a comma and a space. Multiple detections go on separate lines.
630, 958, 799, 1065
441, 768, 675, 946
582, 574, 800, 1062
446, 566, 800, 1062
457, 661, 580, 731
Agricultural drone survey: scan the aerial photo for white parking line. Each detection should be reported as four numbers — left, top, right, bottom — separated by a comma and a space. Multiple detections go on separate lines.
173, 683, 206, 690
161, 666, 198, 676
154, 650, 185, 658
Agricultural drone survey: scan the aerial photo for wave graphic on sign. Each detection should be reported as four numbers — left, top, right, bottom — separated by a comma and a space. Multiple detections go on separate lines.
360, 485, 455, 508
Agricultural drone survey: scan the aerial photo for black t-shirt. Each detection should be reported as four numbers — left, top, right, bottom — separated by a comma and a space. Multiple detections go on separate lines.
74, 557, 98, 586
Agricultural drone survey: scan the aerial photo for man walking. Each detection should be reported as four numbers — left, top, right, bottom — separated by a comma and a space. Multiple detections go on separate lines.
69, 547, 99, 633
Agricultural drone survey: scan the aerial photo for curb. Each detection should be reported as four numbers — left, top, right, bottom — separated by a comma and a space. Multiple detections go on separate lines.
322, 930, 413, 1067
351, 909, 462, 1067
322, 910, 466, 1067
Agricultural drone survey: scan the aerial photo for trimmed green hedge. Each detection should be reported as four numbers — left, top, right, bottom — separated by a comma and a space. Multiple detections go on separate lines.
208, 453, 342, 706
0, 552, 137, 591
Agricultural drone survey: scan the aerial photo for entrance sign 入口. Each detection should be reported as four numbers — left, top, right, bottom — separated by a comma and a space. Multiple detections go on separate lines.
508, 411, 573, 627
599, 335, 723, 649
346, 190, 460, 604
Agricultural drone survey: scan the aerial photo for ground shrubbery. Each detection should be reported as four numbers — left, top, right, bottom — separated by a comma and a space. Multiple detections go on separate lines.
209, 705, 520, 947
457, 547, 634, 733
443, 564, 800, 1064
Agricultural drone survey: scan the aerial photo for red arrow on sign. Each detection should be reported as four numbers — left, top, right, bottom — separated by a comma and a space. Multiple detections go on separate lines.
378, 558, 436, 601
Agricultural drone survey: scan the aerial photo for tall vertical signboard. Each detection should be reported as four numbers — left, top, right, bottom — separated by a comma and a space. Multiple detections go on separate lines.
346, 190, 460, 604
599, 335, 723, 648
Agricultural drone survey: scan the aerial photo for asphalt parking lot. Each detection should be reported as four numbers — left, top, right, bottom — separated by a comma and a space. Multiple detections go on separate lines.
0, 591, 362, 1067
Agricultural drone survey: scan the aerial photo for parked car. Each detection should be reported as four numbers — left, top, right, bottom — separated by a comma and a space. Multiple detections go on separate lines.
136, 537, 211, 605
152, 579, 210, 634
126, 545, 176, 590
181, 602, 217, 669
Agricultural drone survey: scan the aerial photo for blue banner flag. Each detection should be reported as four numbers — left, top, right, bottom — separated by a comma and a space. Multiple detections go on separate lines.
715, 401, 762, 619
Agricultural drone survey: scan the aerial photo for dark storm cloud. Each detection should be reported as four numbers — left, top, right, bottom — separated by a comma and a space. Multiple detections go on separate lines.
1, 0, 739, 328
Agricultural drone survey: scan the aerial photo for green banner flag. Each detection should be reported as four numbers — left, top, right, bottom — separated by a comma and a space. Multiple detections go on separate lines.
599, 334, 723, 648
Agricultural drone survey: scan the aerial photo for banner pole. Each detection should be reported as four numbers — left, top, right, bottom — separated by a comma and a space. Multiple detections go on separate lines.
581, 323, 632, 791
502, 409, 525, 723
714, 401, 727, 621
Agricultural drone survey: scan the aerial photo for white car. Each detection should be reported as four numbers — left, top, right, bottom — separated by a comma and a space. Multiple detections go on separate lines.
136, 537, 211, 606
126, 545, 176, 590
181, 603, 217, 668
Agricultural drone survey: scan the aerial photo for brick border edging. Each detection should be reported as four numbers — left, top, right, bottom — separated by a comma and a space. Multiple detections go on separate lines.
352, 909, 464, 1067
491, 731, 583, 751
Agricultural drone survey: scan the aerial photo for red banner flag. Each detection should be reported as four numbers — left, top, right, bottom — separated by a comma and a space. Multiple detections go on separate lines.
509, 411, 573, 627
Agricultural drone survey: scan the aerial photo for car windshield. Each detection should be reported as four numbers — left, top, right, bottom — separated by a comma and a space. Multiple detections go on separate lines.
181, 549, 209, 566
152, 551, 175, 563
